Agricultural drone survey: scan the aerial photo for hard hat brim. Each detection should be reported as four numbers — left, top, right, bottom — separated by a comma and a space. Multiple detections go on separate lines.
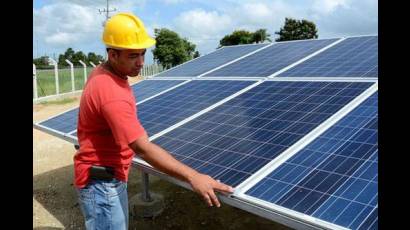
104, 37, 156, 50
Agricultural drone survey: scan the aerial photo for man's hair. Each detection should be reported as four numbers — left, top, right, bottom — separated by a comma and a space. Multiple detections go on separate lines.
106, 48, 121, 54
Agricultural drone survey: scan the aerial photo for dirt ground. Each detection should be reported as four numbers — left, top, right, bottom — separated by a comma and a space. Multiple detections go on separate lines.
33, 78, 293, 230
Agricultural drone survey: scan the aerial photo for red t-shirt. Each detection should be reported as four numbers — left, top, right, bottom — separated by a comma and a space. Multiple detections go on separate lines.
74, 65, 146, 188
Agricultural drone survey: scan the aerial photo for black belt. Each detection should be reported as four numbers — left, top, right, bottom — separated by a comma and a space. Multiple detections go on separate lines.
89, 165, 115, 180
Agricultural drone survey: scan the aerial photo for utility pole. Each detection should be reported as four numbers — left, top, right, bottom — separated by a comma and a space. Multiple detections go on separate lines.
99, 0, 117, 27
99, 0, 116, 59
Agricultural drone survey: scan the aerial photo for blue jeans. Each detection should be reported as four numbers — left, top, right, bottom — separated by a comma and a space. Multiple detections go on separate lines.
77, 178, 129, 230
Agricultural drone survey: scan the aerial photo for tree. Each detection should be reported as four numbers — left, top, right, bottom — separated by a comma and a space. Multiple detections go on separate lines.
219, 30, 254, 47
218, 29, 272, 47
275, 18, 318, 42
33, 56, 51, 69
58, 48, 76, 67
56, 48, 106, 67
152, 28, 198, 69
72, 51, 87, 66
88, 52, 105, 64
193, 51, 200, 59
252, 29, 272, 43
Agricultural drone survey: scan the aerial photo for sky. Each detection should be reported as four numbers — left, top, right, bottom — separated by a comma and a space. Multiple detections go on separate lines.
33, 0, 378, 65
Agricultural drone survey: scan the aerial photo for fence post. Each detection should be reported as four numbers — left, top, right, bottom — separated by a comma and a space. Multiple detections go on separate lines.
48, 57, 59, 95
147, 65, 150, 76
79, 60, 87, 85
65, 59, 75, 92
89, 61, 96, 67
33, 64, 38, 99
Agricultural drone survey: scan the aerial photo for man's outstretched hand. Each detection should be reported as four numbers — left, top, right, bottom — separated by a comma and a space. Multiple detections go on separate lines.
129, 136, 234, 207
188, 173, 234, 207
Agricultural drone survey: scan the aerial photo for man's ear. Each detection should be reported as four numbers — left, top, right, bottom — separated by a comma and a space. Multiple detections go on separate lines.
108, 49, 119, 62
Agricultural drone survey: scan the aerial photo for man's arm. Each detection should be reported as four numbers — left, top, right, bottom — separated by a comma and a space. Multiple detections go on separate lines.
129, 133, 234, 207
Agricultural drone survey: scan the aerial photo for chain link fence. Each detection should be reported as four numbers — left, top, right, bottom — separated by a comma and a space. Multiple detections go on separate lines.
33, 63, 164, 102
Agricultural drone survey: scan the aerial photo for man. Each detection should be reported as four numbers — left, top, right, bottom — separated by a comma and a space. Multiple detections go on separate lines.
74, 12, 234, 230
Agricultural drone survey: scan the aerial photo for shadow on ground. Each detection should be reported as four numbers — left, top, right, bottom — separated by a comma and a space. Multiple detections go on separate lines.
34, 165, 292, 230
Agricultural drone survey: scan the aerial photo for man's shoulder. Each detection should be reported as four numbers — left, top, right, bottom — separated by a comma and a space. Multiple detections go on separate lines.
85, 72, 132, 104
87, 71, 117, 90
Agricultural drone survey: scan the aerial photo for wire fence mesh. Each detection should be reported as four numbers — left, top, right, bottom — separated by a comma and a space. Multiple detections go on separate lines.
33, 64, 164, 100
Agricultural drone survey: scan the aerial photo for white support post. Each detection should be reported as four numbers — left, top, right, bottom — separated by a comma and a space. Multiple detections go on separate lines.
89, 61, 96, 67
33, 64, 38, 99
48, 57, 59, 95
65, 59, 75, 92
148, 65, 151, 77
98, 61, 103, 64
79, 60, 87, 84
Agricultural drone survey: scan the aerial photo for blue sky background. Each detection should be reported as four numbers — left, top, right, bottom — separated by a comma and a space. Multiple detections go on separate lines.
33, 0, 378, 64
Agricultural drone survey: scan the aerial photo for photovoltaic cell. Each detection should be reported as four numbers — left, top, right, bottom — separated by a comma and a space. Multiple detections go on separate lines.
203, 38, 338, 77
152, 81, 373, 187
279, 36, 378, 78
155, 44, 267, 77
137, 80, 255, 136
131, 80, 186, 101
39, 79, 187, 134
38, 108, 79, 133
245, 92, 378, 230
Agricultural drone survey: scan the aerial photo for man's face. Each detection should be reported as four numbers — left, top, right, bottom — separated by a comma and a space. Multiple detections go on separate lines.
110, 49, 146, 77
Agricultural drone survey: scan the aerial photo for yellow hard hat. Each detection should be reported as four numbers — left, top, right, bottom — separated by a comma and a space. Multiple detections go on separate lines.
102, 12, 156, 49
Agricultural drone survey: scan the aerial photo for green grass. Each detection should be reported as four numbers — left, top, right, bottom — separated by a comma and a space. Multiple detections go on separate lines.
34, 65, 164, 98
35, 67, 94, 98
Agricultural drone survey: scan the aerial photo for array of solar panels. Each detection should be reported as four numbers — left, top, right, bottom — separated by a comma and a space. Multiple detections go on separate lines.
34, 35, 378, 230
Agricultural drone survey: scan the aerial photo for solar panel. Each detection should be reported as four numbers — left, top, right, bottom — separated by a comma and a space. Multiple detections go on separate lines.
151, 81, 374, 187
34, 34, 379, 230
154, 44, 267, 77
131, 79, 187, 101
138, 80, 256, 136
202, 38, 339, 77
38, 79, 187, 135
38, 108, 79, 133
279, 36, 378, 78
245, 92, 378, 230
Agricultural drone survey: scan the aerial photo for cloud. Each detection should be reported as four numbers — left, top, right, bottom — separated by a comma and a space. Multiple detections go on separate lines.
45, 32, 79, 45
45, 0, 145, 8
310, 0, 378, 37
33, 0, 145, 59
171, 1, 302, 52
159, 0, 186, 4
33, 0, 377, 61
231, 1, 301, 32
311, 0, 350, 15
34, 3, 101, 47
173, 9, 232, 43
